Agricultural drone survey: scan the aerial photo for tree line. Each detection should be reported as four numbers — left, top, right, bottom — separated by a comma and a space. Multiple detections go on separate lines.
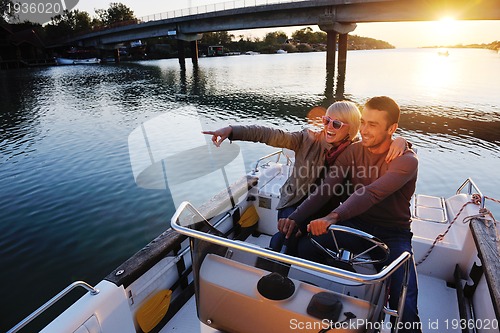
202, 28, 394, 55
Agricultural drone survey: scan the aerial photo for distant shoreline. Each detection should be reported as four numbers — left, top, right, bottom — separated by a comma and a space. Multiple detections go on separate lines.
421, 41, 499, 52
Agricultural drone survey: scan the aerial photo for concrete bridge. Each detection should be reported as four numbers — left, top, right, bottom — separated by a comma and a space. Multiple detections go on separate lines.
71, 0, 499, 45
66, 0, 499, 96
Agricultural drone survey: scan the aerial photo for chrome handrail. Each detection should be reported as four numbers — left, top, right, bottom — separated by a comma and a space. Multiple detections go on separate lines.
7, 281, 99, 333
171, 201, 410, 284
251, 149, 292, 175
456, 177, 485, 208
383, 257, 411, 333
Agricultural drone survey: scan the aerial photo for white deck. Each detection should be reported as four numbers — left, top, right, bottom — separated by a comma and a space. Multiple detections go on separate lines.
417, 274, 460, 333
160, 296, 200, 332
160, 235, 462, 333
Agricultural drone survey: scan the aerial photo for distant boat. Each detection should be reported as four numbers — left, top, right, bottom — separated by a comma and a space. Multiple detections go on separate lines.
74, 58, 101, 64
54, 57, 74, 65
208, 45, 225, 56
437, 49, 449, 56
55, 57, 101, 65
276, 49, 287, 54
244, 51, 260, 55
101, 57, 117, 63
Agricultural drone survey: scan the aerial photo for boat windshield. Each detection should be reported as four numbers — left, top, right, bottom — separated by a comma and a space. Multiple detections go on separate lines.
128, 111, 247, 213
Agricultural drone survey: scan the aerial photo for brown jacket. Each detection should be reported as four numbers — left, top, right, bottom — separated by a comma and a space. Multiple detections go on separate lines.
230, 125, 335, 210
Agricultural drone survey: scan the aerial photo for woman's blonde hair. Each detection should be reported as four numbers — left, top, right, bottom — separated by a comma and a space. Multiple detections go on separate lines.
326, 101, 361, 141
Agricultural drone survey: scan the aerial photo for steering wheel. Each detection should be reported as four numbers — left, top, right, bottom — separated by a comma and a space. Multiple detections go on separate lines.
309, 225, 389, 266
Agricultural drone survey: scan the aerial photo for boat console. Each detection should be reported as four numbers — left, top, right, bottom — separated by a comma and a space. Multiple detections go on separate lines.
198, 253, 372, 333
171, 201, 411, 333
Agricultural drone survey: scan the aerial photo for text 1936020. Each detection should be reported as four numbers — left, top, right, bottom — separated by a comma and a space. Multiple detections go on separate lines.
7, 2, 63, 15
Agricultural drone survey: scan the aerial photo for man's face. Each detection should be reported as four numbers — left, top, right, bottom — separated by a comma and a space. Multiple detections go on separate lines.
360, 107, 397, 150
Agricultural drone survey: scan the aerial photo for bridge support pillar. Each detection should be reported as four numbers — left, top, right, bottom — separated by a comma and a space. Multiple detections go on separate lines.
336, 33, 348, 98
176, 33, 202, 68
114, 48, 120, 63
177, 39, 186, 68
319, 22, 356, 99
190, 40, 199, 65
326, 31, 338, 76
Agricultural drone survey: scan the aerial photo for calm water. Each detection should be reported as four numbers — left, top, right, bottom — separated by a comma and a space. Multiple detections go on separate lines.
1, 48, 499, 331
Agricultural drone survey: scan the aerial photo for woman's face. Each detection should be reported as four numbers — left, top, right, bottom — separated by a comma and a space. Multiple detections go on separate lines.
323, 111, 350, 144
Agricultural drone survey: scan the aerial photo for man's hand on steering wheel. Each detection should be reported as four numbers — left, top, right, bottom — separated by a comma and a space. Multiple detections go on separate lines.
278, 218, 301, 239
307, 212, 339, 236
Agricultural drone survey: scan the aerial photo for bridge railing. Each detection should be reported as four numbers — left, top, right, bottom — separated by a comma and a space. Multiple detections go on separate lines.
138, 0, 305, 23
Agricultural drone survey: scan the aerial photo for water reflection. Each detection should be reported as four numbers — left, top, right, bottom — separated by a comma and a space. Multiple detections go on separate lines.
0, 71, 45, 162
400, 105, 500, 145
134, 61, 500, 147
414, 52, 456, 91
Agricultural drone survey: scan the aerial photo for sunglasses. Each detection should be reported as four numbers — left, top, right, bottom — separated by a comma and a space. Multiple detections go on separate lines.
322, 116, 345, 129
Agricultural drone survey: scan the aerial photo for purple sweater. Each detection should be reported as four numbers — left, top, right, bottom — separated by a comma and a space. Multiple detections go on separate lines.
288, 141, 418, 229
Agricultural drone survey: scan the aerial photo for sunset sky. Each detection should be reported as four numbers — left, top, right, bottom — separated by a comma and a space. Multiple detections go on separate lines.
74, 0, 500, 48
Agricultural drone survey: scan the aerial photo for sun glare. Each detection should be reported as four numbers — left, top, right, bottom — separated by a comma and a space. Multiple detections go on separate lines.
440, 16, 455, 23
437, 17, 458, 35
430, 17, 460, 45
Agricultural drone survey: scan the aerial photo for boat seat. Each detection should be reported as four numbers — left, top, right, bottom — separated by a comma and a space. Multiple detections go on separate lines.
255, 163, 290, 235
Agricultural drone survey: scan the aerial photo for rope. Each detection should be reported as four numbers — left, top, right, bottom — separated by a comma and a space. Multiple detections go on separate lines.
415, 194, 481, 266
463, 200, 500, 255
485, 195, 500, 205
463, 208, 497, 226
473, 196, 499, 229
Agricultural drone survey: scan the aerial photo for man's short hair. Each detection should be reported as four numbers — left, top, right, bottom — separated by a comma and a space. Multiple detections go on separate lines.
365, 96, 400, 126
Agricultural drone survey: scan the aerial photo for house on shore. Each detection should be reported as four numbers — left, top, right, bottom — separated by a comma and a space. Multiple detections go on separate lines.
1, 23, 52, 70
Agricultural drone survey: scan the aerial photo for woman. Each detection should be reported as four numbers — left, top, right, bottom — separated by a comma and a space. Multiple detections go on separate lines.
203, 101, 407, 252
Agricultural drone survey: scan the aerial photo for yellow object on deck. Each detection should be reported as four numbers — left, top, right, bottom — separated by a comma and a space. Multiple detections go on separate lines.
239, 205, 259, 228
136, 289, 172, 332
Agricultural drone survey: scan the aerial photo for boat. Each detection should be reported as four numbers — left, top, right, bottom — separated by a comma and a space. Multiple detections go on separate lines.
244, 51, 261, 55
437, 49, 449, 57
7, 134, 500, 333
54, 57, 75, 65
277, 49, 288, 54
208, 45, 225, 56
74, 58, 101, 65
55, 57, 101, 65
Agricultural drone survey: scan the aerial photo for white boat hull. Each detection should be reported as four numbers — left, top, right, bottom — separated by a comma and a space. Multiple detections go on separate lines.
55, 57, 101, 65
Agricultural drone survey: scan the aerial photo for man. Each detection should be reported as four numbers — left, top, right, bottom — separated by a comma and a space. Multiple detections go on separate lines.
284, 96, 421, 332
